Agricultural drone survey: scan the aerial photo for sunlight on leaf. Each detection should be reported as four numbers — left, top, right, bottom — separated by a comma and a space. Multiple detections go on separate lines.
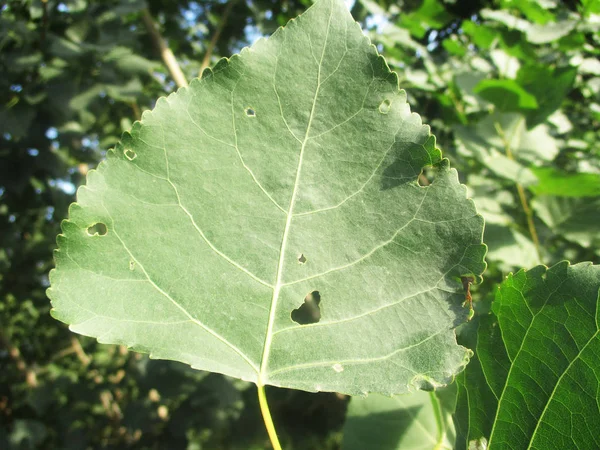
48, 0, 486, 395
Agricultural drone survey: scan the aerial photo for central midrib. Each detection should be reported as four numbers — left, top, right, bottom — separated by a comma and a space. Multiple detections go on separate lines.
257, 7, 333, 385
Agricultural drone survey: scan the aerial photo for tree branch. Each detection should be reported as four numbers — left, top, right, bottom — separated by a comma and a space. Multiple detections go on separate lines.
200, 0, 236, 76
141, 8, 188, 88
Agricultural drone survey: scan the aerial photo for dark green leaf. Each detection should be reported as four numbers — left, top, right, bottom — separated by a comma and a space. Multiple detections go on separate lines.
455, 261, 600, 449
473, 79, 538, 112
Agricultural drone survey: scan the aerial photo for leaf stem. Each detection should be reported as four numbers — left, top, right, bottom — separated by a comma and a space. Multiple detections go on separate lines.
494, 120, 542, 262
257, 384, 282, 450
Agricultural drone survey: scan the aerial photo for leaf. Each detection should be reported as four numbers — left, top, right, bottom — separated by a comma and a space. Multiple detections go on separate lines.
483, 225, 540, 271
454, 112, 559, 183
525, 20, 578, 44
454, 261, 600, 449
454, 122, 538, 186
400, 0, 454, 39
473, 79, 538, 112
529, 167, 600, 197
342, 388, 456, 450
516, 64, 577, 128
47, 0, 486, 395
533, 196, 600, 249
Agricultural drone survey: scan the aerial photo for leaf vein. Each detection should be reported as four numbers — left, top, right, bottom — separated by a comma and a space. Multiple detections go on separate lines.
104, 210, 259, 373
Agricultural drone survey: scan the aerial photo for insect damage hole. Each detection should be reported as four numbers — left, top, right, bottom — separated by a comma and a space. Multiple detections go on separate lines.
244, 107, 256, 117
418, 166, 435, 186
379, 99, 391, 114
291, 291, 321, 325
298, 253, 307, 264
124, 148, 137, 160
87, 222, 108, 236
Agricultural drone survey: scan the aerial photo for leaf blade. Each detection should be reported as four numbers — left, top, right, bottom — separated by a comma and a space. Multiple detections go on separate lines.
48, 0, 486, 395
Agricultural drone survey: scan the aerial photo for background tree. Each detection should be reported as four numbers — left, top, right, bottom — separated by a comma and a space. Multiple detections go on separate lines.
1, 0, 598, 448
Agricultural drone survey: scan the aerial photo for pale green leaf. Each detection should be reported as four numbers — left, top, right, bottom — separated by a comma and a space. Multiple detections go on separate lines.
47, 0, 486, 395
342, 389, 456, 450
455, 112, 559, 185
533, 196, 600, 249
525, 20, 577, 44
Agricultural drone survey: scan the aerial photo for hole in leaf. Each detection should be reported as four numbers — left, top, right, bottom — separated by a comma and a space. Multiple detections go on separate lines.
87, 223, 108, 236
129, 260, 135, 271
245, 107, 256, 117
332, 363, 344, 373
418, 167, 435, 186
124, 148, 137, 160
298, 253, 307, 264
291, 291, 321, 325
379, 99, 391, 114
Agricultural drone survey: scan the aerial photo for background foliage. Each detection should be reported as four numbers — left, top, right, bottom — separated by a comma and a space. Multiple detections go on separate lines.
1, 0, 598, 448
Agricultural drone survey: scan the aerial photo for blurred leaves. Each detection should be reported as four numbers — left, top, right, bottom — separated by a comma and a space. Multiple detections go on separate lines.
1, 0, 599, 447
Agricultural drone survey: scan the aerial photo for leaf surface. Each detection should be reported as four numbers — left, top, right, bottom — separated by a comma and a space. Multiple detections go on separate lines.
454, 261, 600, 449
533, 196, 600, 249
48, 0, 485, 395
342, 388, 456, 450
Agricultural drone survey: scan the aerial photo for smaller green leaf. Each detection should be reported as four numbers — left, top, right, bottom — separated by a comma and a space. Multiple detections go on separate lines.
461, 22, 497, 49
442, 38, 467, 57
455, 112, 558, 176
343, 389, 456, 450
525, 20, 577, 44
529, 167, 600, 197
533, 196, 600, 249
483, 225, 539, 270
103, 46, 158, 76
473, 79, 538, 112
400, 0, 454, 39
516, 64, 577, 128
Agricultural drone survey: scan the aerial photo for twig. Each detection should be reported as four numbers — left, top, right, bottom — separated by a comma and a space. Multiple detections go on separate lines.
0, 330, 38, 387
199, 0, 236, 76
40, 0, 49, 43
130, 101, 141, 120
494, 120, 542, 262
141, 8, 188, 88
70, 335, 91, 366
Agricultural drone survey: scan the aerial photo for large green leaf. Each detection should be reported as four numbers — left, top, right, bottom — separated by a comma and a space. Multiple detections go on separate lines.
47, 0, 486, 395
454, 261, 600, 449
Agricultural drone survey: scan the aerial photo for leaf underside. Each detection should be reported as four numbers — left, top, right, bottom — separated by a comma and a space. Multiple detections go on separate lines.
48, 0, 486, 395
